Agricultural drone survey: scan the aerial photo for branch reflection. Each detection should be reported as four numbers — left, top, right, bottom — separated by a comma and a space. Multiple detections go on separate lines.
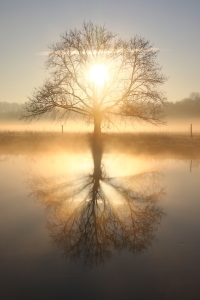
29, 149, 165, 267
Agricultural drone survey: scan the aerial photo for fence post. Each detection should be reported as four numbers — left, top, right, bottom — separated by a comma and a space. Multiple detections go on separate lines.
190, 124, 193, 138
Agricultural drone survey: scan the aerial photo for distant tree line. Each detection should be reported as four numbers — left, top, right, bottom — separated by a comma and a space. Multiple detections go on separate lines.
0, 101, 77, 121
0, 102, 52, 121
1, 92, 200, 121
0, 102, 24, 120
164, 92, 200, 119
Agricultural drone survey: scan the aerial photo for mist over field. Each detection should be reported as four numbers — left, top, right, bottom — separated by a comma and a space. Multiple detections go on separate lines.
1, 93, 200, 133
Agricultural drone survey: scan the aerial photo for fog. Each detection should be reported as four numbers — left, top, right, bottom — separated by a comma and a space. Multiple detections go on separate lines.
1, 118, 200, 135
0, 119, 92, 133
1, 131, 200, 161
1, 93, 200, 134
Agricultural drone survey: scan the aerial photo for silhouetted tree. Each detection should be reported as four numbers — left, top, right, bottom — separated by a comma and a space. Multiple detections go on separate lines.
22, 22, 166, 139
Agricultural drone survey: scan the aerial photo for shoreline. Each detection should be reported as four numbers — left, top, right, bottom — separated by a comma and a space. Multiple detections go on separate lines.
1, 131, 200, 158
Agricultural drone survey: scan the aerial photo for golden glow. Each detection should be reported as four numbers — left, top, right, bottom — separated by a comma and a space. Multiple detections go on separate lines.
89, 64, 108, 85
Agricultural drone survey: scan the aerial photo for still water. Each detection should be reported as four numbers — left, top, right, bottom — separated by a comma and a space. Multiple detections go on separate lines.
0, 151, 200, 300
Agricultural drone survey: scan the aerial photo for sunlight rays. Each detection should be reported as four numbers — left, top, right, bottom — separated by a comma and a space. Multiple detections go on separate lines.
89, 64, 108, 86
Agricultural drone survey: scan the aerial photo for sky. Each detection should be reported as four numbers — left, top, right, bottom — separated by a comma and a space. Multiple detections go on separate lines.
0, 0, 200, 104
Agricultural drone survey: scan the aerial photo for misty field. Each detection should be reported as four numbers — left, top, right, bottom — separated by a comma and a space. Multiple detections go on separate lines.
1, 131, 200, 158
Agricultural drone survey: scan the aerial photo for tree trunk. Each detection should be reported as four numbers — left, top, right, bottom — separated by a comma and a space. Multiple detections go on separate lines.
94, 113, 102, 139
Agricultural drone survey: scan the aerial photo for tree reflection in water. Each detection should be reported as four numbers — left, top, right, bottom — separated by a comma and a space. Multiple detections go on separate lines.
28, 143, 165, 267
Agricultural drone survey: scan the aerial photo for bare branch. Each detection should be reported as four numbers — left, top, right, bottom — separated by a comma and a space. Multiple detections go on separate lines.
23, 22, 167, 129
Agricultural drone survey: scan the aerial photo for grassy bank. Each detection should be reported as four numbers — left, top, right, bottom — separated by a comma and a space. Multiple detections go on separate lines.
0, 131, 200, 158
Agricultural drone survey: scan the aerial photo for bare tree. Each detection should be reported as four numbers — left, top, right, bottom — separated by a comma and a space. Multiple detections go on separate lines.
23, 22, 167, 137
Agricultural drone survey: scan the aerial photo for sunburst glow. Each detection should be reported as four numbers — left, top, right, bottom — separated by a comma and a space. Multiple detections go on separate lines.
89, 64, 108, 85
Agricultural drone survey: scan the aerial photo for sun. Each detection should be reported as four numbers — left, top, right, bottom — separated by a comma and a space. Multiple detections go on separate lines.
89, 64, 108, 85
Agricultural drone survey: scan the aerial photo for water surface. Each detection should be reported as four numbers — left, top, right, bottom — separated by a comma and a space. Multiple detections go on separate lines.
0, 151, 200, 299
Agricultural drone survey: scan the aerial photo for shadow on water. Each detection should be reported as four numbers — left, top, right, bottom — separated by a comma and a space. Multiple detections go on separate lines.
27, 136, 165, 268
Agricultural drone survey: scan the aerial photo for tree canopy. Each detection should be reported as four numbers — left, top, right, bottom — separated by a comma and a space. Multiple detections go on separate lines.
23, 22, 167, 131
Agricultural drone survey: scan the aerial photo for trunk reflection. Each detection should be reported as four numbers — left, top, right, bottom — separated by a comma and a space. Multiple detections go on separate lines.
28, 142, 165, 267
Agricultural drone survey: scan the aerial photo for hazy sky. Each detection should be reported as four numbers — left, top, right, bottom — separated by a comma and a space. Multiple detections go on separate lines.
0, 0, 200, 103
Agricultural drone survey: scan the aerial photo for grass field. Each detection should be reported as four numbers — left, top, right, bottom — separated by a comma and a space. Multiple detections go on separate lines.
1, 131, 200, 158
